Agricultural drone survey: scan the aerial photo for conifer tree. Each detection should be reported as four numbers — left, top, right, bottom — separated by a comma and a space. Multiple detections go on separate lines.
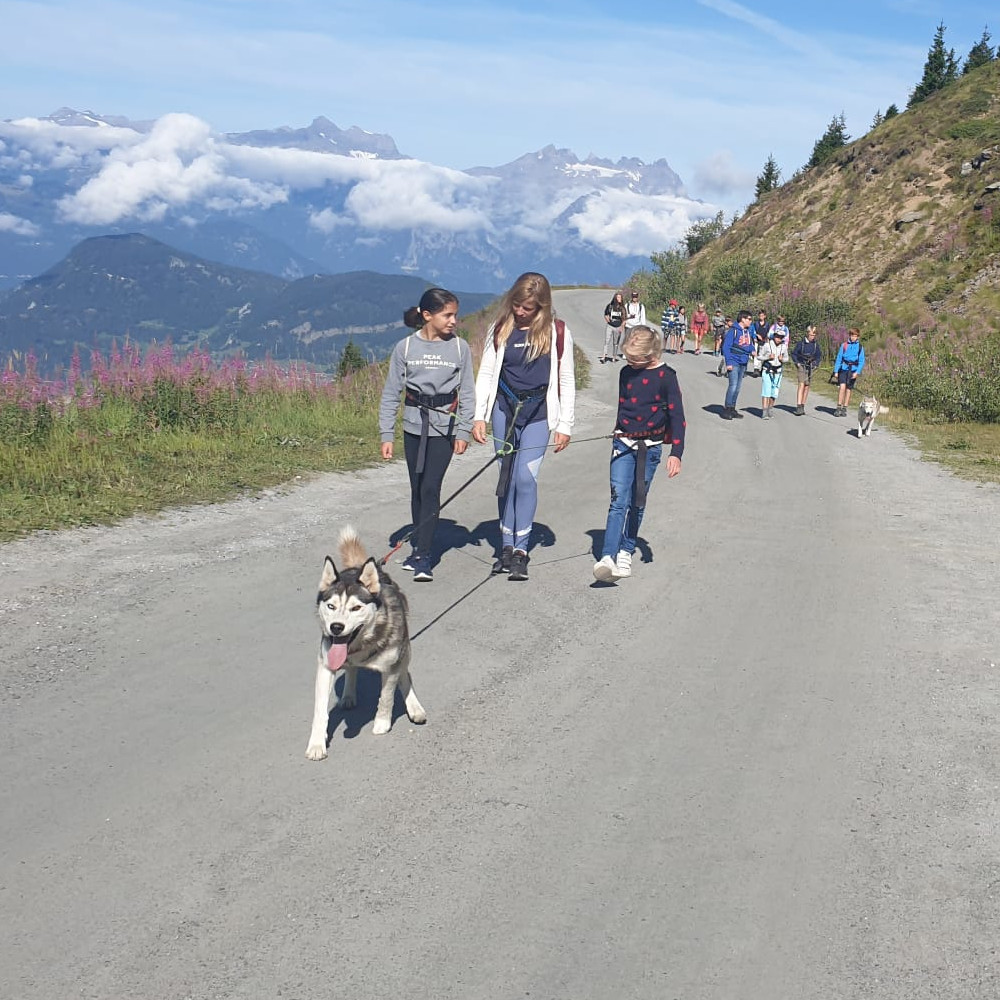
754, 154, 781, 199
884, 104, 900, 120
871, 109, 884, 130
337, 340, 367, 378
908, 22, 958, 107
963, 25, 994, 74
807, 113, 850, 168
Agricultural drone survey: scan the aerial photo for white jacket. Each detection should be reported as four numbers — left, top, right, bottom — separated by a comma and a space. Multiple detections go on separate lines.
474, 322, 576, 436
625, 301, 646, 328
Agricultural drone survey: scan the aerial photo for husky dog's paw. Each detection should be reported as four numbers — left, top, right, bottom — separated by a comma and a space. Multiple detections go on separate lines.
372, 717, 392, 735
305, 742, 328, 761
407, 705, 427, 725
335, 693, 357, 710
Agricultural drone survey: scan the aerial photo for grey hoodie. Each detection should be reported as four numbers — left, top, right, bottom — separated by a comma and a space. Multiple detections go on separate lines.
378, 333, 476, 442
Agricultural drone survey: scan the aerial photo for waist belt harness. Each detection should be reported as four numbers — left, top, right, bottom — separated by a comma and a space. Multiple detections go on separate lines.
405, 387, 458, 475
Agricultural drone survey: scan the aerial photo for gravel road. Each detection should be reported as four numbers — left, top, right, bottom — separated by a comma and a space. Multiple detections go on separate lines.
2, 288, 999, 999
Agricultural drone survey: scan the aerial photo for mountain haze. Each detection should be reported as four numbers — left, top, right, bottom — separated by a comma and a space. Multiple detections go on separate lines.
0, 109, 709, 294
0, 234, 496, 369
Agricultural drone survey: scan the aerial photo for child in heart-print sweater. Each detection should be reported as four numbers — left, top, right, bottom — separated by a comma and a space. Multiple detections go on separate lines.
593, 325, 685, 583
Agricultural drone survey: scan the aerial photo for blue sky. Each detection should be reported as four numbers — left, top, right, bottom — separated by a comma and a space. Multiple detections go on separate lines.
0, 0, 994, 214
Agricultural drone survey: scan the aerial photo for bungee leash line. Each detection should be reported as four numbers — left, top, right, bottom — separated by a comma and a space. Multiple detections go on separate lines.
378, 427, 621, 566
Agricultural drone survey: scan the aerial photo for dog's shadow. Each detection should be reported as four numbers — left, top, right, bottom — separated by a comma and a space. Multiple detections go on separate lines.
325, 671, 409, 742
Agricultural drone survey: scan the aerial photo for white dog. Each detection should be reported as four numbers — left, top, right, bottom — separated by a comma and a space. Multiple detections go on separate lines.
857, 396, 886, 437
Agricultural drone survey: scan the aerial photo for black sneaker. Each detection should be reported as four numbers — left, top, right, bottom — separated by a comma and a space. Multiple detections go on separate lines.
400, 551, 420, 572
492, 546, 513, 574
508, 549, 529, 581
721, 407, 733, 420
413, 557, 434, 582
731, 407, 744, 419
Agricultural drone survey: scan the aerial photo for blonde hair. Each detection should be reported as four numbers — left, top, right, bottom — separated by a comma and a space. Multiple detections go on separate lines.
490, 272, 554, 361
623, 325, 662, 358
806, 324, 817, 336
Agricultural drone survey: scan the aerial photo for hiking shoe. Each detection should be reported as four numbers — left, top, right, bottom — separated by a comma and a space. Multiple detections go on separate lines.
491, 545, 513, 574
721, 407, 733, 420
508, 549, 529, 581
400, 551, 420, 572
413, 557, 433, 582
593, 555, 620, 582
731, 407, 744, 419
615, 551, 633, 578
795, 404, 804, 416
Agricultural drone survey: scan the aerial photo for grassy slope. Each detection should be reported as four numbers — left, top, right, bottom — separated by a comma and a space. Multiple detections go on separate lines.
691, 60, 1000, 339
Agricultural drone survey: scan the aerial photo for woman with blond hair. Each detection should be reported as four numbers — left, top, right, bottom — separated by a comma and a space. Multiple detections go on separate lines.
472, 272, 576, 581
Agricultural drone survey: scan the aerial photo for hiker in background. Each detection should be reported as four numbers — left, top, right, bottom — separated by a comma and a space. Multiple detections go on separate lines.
768, 314, 789, 341
832, 327, 865, 416
379, 287, 475, 582
711, 308, 727, 357
472, 272, 576, 581
753, 308, 769, 339
720, 310, 755, 419
601, 290, 627, 363
690, 302, 710, 355
661, 298, 680, 353
757, 325, 788, 419
624, 289, 647, 339
675, 305, 689, 355
791, 324, 822, 415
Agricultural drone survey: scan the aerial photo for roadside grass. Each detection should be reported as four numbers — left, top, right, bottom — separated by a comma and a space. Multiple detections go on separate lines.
0, 332, 591, 542
807, 371, 1000, 484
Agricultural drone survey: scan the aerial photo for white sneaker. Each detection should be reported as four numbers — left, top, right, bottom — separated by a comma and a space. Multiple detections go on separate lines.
615, 551, 632, 578
593, 555, 620, 582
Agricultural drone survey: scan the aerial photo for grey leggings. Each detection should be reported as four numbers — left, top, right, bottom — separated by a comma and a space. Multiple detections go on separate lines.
603, 324, 623, 358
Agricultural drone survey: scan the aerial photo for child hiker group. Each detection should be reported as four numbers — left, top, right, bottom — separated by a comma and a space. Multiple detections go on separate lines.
379, 272, 685, 586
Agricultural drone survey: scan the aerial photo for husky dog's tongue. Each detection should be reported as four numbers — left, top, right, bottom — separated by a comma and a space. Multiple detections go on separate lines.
327, 639, 349, 672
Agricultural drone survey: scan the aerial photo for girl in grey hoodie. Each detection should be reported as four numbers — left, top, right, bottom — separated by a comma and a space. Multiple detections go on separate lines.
378, 288, 475, 581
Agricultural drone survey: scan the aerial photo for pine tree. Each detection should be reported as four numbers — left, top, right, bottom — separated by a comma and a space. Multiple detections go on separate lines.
884, 104, 900, 120
337, 340, 367, 378
871, 109, 885, 130
807, 113, 850, 169
754, 154, 782, 199
908, 22, 958, 107
963, 25, 994, 74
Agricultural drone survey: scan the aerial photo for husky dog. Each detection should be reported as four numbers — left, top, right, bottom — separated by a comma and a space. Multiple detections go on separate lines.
857, 396, 886, 438
306, 527, 426, 760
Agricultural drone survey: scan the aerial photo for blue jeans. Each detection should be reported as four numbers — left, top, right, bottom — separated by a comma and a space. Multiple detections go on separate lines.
725, 362, 747, 409
601, 439, 662, 559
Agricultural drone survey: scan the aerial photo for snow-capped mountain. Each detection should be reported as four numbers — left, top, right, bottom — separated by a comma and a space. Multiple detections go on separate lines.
0, 108, 717, 293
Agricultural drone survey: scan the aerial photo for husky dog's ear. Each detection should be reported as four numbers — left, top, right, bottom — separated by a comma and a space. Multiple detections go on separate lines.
319, 556, 338, 591
358, 557, 382, 596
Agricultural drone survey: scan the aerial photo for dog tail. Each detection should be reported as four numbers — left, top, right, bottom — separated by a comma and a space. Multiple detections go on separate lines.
338, 526, 369, 569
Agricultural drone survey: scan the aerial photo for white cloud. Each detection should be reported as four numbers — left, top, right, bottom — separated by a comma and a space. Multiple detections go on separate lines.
691, 150, 758, 199
0, 211, 39, 236
57, 113, 288, 224
568, 190, 719, 257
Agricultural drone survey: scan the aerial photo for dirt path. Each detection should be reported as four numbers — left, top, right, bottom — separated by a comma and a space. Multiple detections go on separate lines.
2, 289, 998, 999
